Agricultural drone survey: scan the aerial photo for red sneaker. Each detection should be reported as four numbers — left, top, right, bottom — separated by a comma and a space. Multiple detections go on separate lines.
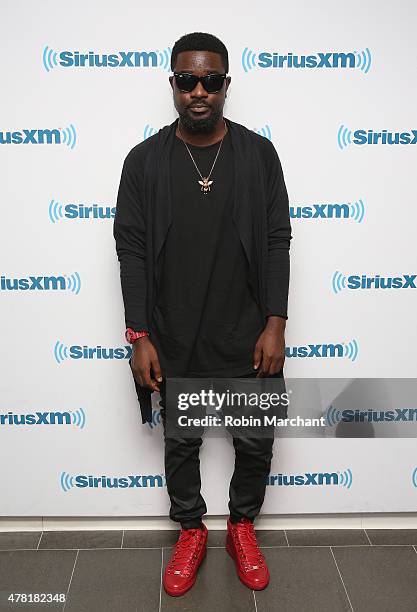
163, 523, 208, 596
226, 517, 270, 590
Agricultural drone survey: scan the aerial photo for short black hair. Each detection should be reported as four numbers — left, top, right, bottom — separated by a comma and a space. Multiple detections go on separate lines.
171, 32, 229, 73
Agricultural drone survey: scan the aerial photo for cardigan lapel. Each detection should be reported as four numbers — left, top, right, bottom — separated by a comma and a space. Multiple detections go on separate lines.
226, 117, 253, 269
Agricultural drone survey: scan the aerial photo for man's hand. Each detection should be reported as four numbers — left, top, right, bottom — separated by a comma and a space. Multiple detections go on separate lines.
130, 336, 163, 392
253, 316, 286, 376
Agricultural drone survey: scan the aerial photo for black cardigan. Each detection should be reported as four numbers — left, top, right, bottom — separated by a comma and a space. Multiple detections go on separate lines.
113, 116, 292, 424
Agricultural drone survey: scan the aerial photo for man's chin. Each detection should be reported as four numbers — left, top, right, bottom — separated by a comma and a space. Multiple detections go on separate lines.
179, 109, 220, 134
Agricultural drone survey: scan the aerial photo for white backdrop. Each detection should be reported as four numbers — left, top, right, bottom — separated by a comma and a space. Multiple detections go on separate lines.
1, 0, 416, 516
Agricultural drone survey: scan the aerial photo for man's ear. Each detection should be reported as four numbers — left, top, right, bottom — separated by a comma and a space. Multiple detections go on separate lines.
225, 76, 231, 97
169, 75, 173, 90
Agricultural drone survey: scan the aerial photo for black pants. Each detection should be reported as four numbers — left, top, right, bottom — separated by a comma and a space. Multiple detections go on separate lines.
158, 370, 283, 530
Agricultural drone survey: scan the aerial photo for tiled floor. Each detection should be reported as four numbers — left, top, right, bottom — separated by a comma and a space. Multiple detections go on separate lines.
0, 528, 416, 611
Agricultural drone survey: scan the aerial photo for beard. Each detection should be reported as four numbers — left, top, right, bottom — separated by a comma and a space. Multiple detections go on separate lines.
178, 106, 222, 133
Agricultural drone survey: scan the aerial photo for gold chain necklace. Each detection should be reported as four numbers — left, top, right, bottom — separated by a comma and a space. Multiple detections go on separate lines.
178, 119, 227, 194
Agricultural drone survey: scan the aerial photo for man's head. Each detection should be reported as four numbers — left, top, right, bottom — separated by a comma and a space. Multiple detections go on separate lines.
169, 32, 231, 133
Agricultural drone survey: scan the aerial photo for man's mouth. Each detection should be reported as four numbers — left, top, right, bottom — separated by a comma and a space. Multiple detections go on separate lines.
189, 106, 210, 114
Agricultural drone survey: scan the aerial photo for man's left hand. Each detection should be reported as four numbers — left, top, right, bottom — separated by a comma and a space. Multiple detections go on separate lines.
253, 316, 286, 376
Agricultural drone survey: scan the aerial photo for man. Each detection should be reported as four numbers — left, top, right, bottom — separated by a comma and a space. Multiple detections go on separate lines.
113, 32, 292, 597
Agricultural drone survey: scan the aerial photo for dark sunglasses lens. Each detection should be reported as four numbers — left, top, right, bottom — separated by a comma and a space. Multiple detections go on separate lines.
202, 75, 225, 92
175, 73, 198, 92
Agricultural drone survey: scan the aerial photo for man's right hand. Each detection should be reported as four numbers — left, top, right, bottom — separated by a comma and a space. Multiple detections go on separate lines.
130, 336, 163, 392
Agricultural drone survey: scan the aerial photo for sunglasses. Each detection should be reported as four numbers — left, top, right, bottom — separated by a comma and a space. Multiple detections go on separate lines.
173, 72, 227, 93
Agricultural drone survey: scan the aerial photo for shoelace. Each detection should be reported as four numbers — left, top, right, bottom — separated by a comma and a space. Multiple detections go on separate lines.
167, 528, 204, 577
232, 519, 265, 571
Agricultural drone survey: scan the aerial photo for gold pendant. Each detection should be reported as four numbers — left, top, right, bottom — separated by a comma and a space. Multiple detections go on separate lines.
198, 177, 213, 194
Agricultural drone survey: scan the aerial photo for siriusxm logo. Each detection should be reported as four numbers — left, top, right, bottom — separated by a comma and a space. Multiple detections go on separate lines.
266, 468, 353, 488
291, 199, 365, 222
0, 125, 76, 148
49, 199, 115, 223
0, 408, 85, 428
332, 272, 416, 293
285, 339, 359, 361
338, 125, 417, 149
1, 272, 80, 293
143, 123, 272, 141
54, 341, 131, 363
43, 46, 171, 72
60, 471, 166, 492
242, 48, 371, 73
326, 405, 417, 426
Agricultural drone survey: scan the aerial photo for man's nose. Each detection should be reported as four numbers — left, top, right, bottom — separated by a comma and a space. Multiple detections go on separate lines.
190, 81, 209, 97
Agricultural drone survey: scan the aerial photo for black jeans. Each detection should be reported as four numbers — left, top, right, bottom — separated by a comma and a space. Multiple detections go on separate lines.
158, 370, 283, 529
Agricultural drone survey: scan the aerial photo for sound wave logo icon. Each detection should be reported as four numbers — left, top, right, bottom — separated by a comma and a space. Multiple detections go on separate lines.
355, 47, 372, 73
412, 467, 417, 488
326, 405, 342, 426
43, 45, 58, 72
253, 124, 272, 140
72, 408, 86, 429
157, 47, 172, 71
60, 124, 77, 149
242, 47, 257, 72
343, 339, 359, 361
54, 340, 69, 364
147, 409, 162, 429
338, 468, 353, 488
60, 471, 74, 492
349, 199, 365, 222
65, 272, 81, 294
49, 199, 64, 223
143, 124, 158, 140
332, 271, 348, 293
338, 124, 353, 150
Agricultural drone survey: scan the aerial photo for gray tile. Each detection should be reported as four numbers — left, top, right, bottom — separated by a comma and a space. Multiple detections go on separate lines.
123, 529, 179, 548
0, 531, 41, 550
207, 529, 227, 547
0, 549, 76, 611
160, 546, 255, 611
256, 547, 352, 612
39, 530, 122, 550
64, 548, 161, 612
333, 545, 417, 612
365, 529, 417, 546
247, 529, 287, 548
286, 529, 369, 547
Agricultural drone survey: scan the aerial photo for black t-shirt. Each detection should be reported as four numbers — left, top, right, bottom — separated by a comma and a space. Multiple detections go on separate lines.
150, 128, 264, 378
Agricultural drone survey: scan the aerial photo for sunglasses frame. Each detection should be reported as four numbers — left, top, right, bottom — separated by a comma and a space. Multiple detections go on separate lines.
173, 71, 228, 94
